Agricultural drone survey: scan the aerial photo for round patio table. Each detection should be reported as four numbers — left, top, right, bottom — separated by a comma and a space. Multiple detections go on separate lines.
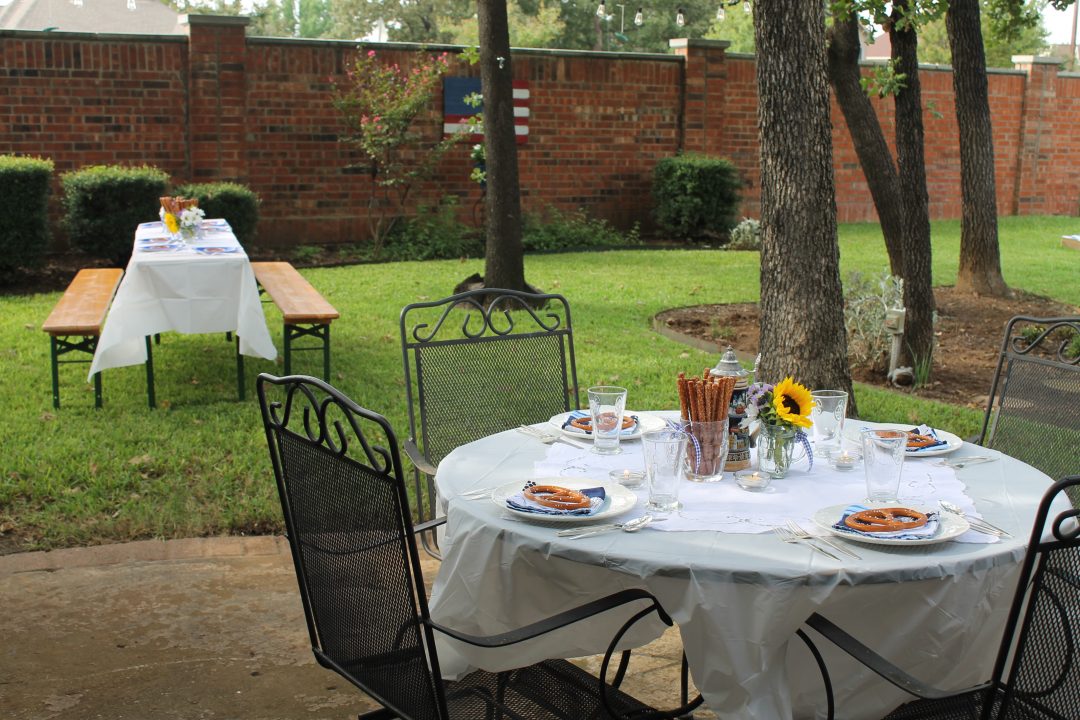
428, 418, 1057, 720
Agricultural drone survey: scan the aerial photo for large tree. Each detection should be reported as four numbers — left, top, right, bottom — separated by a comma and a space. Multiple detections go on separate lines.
477, 0, 528, 291
889, 0, 937, 372
753, 0, 855, 409
826, 13, 905, 276
946, 0, 1010, 296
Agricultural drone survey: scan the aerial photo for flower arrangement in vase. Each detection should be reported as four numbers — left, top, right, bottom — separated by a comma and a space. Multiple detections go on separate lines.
744, 377, 815, 478
160, 196, 204, 242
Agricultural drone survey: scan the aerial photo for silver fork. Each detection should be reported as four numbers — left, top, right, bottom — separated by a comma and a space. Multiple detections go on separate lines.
786, 520, 861, 560
773, 526, 841, 561
516, 425, 590, 450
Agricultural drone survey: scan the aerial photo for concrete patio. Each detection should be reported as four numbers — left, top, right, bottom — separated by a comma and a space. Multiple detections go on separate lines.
1, 536, 710, 719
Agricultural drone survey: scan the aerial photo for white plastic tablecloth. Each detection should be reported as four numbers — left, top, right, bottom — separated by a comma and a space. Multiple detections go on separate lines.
430, 418, 1058, 720
89, 222, 276, 378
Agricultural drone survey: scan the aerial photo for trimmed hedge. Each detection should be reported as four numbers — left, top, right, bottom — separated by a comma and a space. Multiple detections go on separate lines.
61, 165, 169, 264
174, 182, 260, 245
0, 155, 53, 275
652, 154, 742, 243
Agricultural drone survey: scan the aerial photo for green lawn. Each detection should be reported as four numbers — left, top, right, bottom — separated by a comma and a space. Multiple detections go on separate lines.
1, 216, 1077, 551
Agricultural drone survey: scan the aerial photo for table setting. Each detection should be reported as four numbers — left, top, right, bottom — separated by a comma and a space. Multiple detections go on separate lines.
429, 367, 1061, 719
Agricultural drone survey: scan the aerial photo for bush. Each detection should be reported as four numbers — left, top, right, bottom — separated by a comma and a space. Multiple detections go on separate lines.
727, 217, 761, 251
383, 199, 483, 261
523, 206, 640, 252
61, 165, 168, 264
174, 182, 260, 245
652, 154, 742, 243
0, 155, 53, 275
843, 269, 904, 371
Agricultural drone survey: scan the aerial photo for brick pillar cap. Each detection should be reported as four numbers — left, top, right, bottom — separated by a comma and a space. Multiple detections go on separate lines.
669, 38, 731, 50
1011, 54, 1061, 66
181, 14, 251, 28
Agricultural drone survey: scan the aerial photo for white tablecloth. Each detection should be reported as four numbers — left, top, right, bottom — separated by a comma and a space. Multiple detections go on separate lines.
430, 419, 1059, 720
89, 221, 276, 378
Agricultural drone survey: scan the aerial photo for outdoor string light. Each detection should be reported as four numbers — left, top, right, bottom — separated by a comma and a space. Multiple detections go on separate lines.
675, 7, 685, 26
634, 7, 644, 25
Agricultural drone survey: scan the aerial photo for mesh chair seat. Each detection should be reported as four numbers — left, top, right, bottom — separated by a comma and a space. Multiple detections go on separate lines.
258, 374, 697, 720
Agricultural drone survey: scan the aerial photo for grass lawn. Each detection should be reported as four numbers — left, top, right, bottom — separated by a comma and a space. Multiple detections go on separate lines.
1, 215, 1077, 551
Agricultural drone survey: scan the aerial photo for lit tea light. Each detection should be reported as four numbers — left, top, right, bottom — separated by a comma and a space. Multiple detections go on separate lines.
610, 469, 645, 488
734, 469, 772, 491
829, 450, 860, 471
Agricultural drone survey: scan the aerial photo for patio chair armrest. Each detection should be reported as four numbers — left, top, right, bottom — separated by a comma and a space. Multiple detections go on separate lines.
403, 438, 437, 477
413, 517, 446, 535
805, 613, 993, 701
427, 588, 671, 648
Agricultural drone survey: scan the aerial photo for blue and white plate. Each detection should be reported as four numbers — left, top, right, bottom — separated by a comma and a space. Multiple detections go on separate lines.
812, 504, 969, 546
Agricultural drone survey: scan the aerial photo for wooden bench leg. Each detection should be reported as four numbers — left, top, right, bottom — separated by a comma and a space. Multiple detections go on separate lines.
49, 334, 103, 409
236, 335, 245, 401
50, 336, 61, 409
145, 336, 156, 409
283, 323, 332, 380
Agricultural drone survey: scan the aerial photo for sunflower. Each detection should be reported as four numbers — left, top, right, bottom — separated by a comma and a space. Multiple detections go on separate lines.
163, 212, 180, 234
771, 377, 814, 428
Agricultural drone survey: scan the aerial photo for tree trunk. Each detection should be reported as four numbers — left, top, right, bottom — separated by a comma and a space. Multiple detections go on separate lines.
946, 0, 1010, 297
889, 2, 936, 377
826, 14, 905, 276
754, 0, 856, 414
477, 0, 527, 292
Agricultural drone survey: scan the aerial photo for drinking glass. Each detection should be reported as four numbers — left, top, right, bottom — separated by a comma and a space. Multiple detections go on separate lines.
642, 429, 688, 515
684, 419, 729, 482
810, 390, 848, 458
861, 429, 909, 504
587, 386, 628, 455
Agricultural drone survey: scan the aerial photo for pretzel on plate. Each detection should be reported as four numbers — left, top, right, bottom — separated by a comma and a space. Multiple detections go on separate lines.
523, 485, 591, 510
844, 507, 928, 533
907, 433, 939, 449
569, 415, 636, 432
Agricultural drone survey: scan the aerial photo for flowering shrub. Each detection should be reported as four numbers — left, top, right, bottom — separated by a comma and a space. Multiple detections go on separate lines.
332, 49, 463, 253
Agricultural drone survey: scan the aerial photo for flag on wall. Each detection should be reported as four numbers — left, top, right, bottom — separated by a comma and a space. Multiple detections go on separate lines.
443, 77, 530, 145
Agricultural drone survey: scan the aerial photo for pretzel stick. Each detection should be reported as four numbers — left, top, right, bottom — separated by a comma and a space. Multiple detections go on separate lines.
686, 378, 697, 423
677, 373, 690, 421
694, 380, 706, 426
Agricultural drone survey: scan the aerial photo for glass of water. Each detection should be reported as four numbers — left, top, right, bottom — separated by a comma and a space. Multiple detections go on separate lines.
587, 386, 628, 455
642, 429, 688, 515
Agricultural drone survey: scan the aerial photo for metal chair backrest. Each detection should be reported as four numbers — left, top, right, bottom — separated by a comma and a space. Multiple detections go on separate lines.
987, 475, 1080, 720
257, 374, 449, 720
979, 316, 1080, 482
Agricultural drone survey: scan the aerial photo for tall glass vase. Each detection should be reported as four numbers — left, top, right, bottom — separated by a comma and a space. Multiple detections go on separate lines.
758, 424, 797, 478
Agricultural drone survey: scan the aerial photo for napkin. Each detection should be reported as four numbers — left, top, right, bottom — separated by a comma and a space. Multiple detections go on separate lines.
506, 481, 607, 516
832, 505, 940, 541
560, 410, 640, 437
906, 424, 948, 453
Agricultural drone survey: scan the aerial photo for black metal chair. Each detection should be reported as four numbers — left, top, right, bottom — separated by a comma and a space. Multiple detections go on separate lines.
399, 288, 580, 558
257, 373, 701, 720
802, 474, 1080, 720
977, 316, 1080, 483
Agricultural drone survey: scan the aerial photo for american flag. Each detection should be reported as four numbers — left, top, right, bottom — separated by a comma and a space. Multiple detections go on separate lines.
443, 77, 529, 145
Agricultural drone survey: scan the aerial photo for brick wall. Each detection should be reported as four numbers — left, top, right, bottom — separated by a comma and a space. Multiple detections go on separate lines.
1, 18, 1077, 250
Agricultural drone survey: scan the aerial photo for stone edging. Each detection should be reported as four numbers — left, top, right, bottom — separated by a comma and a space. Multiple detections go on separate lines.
0, 535, 290, 575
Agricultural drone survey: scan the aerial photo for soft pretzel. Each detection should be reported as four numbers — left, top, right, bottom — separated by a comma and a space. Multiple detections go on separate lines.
906, 433, 939, 449
569, 415, 635, 433
523, 485, 591, 510
844, 507, 928, 533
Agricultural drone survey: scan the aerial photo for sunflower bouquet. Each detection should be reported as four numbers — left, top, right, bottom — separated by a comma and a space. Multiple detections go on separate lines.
745, 377, 815, 475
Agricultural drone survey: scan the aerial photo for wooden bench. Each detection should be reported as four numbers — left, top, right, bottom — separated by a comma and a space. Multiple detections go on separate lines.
250, 262, 340, 379
42, 268, 124, 408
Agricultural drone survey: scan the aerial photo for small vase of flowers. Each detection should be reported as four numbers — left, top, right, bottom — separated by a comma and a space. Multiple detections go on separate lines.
745, 377, 815, 478
160, 196, 204, 243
